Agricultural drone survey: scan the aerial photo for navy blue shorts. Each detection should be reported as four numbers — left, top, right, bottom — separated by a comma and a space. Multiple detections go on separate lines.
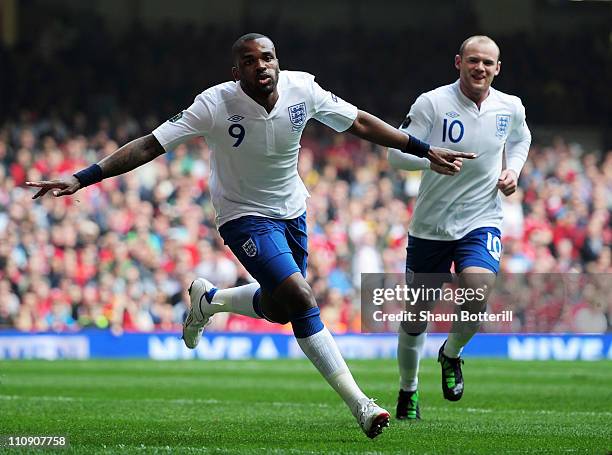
218, 212, 308, 292
406, 227, 502, 277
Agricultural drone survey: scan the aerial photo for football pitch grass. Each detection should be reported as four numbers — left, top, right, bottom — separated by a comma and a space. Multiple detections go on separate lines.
0, 359, 610, 454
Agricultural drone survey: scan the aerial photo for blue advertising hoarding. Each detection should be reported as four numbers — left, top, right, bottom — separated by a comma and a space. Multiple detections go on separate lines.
0, 331, 610, 361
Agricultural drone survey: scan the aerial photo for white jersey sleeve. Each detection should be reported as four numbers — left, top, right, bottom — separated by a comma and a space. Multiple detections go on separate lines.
152, 91, 217, 151
311, 79, 358, 132
505, 100, 531, 176
388, 94, 433, 171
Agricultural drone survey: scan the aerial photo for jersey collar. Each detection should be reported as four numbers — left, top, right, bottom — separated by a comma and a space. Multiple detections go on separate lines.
453, 79, 496, 113
235, 72, 285, 118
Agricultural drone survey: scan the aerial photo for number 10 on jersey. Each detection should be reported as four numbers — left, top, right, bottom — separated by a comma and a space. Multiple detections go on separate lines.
442, 119, 464, 143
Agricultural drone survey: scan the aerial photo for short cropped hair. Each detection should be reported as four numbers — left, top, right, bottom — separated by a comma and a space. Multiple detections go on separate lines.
232, 33, 273, 64
459, 35, 500, 60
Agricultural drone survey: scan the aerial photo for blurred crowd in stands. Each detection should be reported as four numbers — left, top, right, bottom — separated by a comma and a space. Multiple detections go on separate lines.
0, 118, 610, 333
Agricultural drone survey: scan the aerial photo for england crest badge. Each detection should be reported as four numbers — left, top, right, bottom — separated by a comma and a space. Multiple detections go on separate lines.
288, 102, 307, 131
496, 114, 511, 138
242, 238, 257, 258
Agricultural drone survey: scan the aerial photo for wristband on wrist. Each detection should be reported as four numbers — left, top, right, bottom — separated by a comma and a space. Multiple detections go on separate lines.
403, 135, 431, 158
73, 164, 103, 188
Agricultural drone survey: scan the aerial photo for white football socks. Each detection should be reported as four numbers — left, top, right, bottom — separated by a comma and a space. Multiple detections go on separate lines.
398, 330, 426, 392
443, 330, 477, 358
296, 327, 368, 416
206, 283, 262, 319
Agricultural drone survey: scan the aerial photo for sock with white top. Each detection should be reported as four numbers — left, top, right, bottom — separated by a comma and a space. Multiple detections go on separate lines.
443, 331, 476, 358
203, 283, 262, 319
293, 307, 368, 415
398, 329, 426, 392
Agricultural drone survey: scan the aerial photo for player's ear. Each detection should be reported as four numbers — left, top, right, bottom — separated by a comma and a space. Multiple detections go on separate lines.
454, 54, 461, 70
231, 66, 240, 81
495, 61, 501, 76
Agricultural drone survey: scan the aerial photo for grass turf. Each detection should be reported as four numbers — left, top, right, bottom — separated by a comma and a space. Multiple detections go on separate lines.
0, 359, 610, 454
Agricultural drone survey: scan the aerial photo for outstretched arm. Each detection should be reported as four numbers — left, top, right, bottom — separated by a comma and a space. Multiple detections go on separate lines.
26, 134, 165, 199
347, 110, 410, 151
347, 110, 475, 172
97, 134, 165, 179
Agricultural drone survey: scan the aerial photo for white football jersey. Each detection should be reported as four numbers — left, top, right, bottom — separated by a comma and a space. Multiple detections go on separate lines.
389, 80, 531, 240
153, 70, 358, 227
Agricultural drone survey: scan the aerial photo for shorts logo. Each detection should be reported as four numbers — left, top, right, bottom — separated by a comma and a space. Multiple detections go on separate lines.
288, 102, 307, 131
242, 238, 257, 257
331, 93, 338, 103
227, 115, 245, 122
446, 111, 460, 118
496, 114, 511, 138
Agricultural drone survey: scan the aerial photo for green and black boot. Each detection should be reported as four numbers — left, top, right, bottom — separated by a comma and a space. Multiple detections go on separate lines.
396, 390, 421, 420
438, 341, 464, 401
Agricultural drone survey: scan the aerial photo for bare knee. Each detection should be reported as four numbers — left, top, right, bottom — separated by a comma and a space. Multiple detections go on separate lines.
458, 268, 496, 313
286, 281, 317, 317
273, 273, 317, 319
259, 274, 317, 324
259, 293, 291, 325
